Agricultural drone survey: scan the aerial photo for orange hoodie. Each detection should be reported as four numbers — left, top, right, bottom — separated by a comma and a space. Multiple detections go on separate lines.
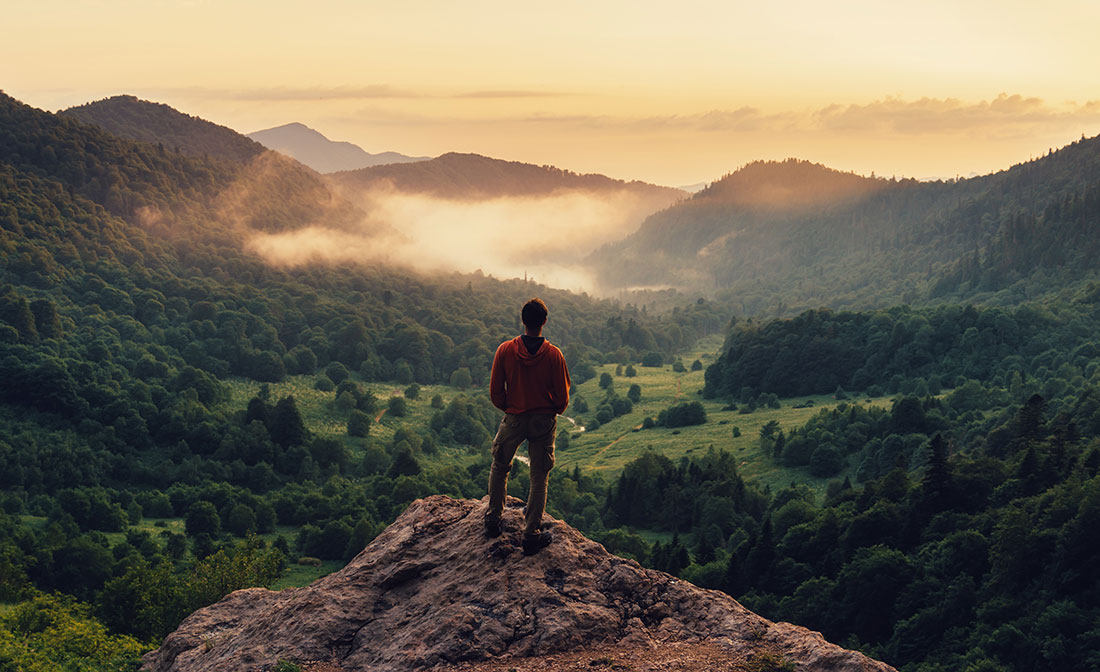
490, 336, 570, 415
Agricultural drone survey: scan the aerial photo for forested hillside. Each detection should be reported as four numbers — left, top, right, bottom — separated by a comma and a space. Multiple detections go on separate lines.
590, 144, 1100, 313
328, 151, 687, 201
62, 95, 265, 164
0, 92, 725, 667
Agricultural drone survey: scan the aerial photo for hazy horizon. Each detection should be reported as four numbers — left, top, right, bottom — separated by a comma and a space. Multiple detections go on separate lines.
4, 1, 1100, 187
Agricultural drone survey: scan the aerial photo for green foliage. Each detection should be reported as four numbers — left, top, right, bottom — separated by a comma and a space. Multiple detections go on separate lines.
387, 396, 407, 418
0, 592, 146, 671
744, 651, 796, 672
347, 409, 371, 437
184, 536, 284, 614
658, 401, 707, 427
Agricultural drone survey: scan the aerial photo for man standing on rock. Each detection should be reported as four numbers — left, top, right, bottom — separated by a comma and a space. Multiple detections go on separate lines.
486, 297, 571, 555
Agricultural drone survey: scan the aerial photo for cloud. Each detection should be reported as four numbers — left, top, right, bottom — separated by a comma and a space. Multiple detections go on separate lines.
454, 90, 571, 99
813, 94, 1100, 136
158, 85, 423, 101
345, 94, 1100, 140
155, 85, 569, 102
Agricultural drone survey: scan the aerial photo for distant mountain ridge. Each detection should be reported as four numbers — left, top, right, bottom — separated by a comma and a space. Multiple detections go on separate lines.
589, 142, 1100, 311
248, 122, 429, 173
61, 95, 265, 164
329, 151, 687, 201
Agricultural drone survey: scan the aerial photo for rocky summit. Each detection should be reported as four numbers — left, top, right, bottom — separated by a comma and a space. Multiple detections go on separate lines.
142, 496, 896, 672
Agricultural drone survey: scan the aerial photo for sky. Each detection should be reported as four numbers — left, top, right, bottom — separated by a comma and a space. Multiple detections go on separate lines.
4, 0, 1100, 187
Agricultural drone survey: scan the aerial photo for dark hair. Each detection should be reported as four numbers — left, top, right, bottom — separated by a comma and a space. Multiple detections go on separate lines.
521, 298, 548, 329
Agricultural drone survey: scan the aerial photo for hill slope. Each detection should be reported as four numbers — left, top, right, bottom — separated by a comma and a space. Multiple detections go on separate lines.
142, 496, 895, 672
248, 122, 429, 173
329, 151, 686, 201
589, 145, 1100, 311
61, 95, 265, 163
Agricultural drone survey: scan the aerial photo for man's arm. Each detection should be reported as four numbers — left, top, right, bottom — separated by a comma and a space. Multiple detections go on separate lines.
552, 350, 571, 415
489, 343, 508, 412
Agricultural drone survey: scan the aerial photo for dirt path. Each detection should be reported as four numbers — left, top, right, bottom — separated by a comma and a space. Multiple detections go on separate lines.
591, 423, 644, 462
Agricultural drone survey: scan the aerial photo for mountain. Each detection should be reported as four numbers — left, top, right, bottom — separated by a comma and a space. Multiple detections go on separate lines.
248, 122, 429, 173
61, 95, 265, 164
589, 146, 1100, 312
142, 496, 895, 672
55, 95, 367, 235
329, 151, 687, 201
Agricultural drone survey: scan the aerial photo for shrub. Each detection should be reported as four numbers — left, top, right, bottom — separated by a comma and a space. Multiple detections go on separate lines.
658, 401, 707, 427
387, 397, 407, 417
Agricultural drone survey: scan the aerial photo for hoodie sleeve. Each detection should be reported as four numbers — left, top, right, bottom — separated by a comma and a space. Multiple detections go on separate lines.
489, 341, 508, 412
552, 348, 571, 415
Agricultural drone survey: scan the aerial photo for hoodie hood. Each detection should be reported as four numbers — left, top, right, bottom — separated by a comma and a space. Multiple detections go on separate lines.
515, 335, 548, 365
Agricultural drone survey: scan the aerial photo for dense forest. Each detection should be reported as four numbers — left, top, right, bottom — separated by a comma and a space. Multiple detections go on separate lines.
2, 90, 1099, 672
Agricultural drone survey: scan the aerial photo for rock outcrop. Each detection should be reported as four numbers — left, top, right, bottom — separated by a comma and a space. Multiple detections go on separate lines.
143, 496, 896, 672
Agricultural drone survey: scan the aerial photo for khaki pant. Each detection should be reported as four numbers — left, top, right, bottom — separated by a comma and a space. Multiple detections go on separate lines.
486, 413, 556, 535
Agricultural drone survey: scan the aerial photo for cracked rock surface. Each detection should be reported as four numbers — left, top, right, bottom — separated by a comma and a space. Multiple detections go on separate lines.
142, 495, 896, 672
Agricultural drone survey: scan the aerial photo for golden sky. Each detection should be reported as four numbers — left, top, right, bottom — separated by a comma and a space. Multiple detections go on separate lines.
5, 0, 1100, 186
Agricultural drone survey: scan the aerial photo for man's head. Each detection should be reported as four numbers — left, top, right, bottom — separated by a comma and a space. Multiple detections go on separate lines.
521, 298, 548, 332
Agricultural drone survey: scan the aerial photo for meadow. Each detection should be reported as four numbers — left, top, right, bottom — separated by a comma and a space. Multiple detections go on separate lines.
221, 335, 894, 502
557, 335, 893, 496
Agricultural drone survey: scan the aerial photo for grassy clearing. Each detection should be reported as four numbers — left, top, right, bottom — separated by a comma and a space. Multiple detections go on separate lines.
271, 560, 344, 590
218, 340, 894, 497
558, 335, 893, 497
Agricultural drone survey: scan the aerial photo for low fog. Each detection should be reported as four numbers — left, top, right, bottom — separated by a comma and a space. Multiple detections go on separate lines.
245, 186, 671, 293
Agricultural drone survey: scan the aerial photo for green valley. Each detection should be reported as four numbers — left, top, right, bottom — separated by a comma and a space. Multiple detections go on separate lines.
2, 90, 1100, 672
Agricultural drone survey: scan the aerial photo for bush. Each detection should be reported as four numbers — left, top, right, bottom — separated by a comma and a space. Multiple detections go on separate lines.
325, 362, 350, 385
387, 397, 407, 417
659, 401, 707, 427
641, 352, 663, 367
348, 410, 371, 437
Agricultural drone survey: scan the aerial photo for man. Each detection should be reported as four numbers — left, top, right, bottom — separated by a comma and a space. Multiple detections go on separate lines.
485, 297, 571, 555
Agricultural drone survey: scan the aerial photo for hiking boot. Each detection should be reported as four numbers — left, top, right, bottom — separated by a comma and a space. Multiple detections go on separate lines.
484, 515, 503, 538
522, 531, 552, 556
